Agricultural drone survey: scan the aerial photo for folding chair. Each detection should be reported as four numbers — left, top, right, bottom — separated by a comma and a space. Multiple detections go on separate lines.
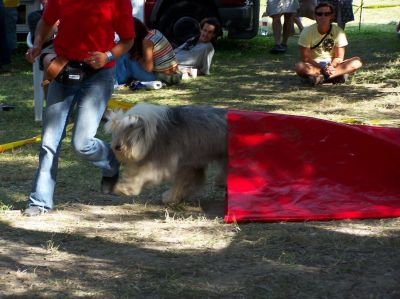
27, 31, 45, 122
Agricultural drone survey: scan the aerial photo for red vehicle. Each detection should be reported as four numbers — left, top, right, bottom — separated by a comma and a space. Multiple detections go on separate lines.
137, 0, 260, 45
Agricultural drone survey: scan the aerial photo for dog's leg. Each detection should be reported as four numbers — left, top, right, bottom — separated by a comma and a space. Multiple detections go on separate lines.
114, 162, 170, 196
113, 163, 147, 196
214, 158, 227, 188
162, 167, 206, 204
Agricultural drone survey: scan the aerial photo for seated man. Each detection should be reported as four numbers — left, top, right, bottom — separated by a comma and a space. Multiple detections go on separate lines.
174, 17, 220, 77
294, 2, 362, 85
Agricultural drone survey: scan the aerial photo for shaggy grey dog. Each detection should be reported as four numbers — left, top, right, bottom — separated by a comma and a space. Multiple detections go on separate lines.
104, 103, 227, 203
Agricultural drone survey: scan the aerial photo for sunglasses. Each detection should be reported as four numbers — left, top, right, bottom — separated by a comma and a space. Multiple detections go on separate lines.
316, 12, 333, 16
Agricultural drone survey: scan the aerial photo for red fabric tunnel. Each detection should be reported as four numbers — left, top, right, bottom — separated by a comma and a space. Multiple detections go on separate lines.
225, 110, 400, 223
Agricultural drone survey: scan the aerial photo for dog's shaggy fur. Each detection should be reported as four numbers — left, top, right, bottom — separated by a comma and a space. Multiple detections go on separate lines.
104, 103, 227, 203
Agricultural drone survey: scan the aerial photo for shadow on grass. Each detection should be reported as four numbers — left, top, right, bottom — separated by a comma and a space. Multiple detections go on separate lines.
0, 216, 399, 298
0, 155, 227, 218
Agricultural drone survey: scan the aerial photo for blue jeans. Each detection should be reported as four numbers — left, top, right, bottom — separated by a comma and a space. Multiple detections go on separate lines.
28, 67, 118, 210
115, 53, 156, 84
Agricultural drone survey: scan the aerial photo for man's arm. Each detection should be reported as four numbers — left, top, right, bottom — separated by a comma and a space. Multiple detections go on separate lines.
331, 46, 345, 67
299, 46, 320, 69
110, 39, 134, 62
199, 45, 214, 75
85, 38, 134, 70
322, 46, 345, 76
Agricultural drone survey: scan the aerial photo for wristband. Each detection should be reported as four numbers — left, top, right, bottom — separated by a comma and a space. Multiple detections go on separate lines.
105, 51, 113, 62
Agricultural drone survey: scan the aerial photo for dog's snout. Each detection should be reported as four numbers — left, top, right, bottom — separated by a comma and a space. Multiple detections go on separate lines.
114, 144, 121, 151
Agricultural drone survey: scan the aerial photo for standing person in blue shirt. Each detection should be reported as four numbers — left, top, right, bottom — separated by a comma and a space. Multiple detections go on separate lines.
0, 0, 12, 73
3, 0, 19, 51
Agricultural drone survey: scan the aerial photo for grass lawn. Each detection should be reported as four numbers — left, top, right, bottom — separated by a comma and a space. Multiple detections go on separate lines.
1, 1, 400, 298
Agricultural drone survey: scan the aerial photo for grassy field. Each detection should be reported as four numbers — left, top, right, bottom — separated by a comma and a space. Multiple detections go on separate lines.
1, 1, 400, 298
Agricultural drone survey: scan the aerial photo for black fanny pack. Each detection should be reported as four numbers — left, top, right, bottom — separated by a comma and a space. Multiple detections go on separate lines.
55, 61, 99, 86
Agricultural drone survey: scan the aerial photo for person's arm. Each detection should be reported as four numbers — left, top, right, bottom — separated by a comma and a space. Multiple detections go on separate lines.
332, 47, 346, 67
84, 38, 134, 70
299, 46, 320, 69
323, 46, 345, 76
331, 46, 345, 67
199, 45, 214, 75
174, 42, 185, 54
140, 39, 154, 72
25, 18, 55, 63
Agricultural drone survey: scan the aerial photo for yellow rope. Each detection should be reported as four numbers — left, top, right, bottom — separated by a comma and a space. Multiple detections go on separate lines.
0, 98, 134, 153
0, 135, 41, 153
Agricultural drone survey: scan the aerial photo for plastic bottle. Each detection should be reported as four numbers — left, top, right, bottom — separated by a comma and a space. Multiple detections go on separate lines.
259, 16, 269, 36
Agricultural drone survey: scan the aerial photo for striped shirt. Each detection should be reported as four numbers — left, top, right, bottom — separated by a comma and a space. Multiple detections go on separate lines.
145, 29, 178, 73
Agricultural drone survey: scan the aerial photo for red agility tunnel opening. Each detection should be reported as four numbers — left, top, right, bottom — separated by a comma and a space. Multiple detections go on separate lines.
225, 110, 400, 223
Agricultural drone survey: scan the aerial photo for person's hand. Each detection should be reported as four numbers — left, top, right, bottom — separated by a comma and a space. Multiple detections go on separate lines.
25, 46, 42, 64
84, 51, 109, 69
325, 63, 336, 76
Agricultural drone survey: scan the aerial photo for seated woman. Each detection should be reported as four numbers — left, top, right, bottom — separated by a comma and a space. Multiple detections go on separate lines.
115, 18, 179, 84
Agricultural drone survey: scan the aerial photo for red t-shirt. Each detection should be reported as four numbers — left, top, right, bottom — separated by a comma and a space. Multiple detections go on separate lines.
42, 0, 135, 67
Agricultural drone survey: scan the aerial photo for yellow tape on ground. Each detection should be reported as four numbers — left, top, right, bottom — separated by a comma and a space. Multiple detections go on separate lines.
0, 99, 133, 153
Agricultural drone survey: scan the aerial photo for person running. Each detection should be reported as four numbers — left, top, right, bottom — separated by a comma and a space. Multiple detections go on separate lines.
24, 0, 135, 216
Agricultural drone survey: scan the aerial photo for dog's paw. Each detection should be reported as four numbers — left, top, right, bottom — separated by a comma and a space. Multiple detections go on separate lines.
161, 190, 172, 204
114, 183, 142, 196
161, 190, 182, 204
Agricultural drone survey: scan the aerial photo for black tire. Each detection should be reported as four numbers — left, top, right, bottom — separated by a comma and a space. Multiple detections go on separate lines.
156, 1, 217, 47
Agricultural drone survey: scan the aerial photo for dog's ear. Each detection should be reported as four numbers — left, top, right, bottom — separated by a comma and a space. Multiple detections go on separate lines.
127, 115, 145, 129
104, 109, 124, 134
